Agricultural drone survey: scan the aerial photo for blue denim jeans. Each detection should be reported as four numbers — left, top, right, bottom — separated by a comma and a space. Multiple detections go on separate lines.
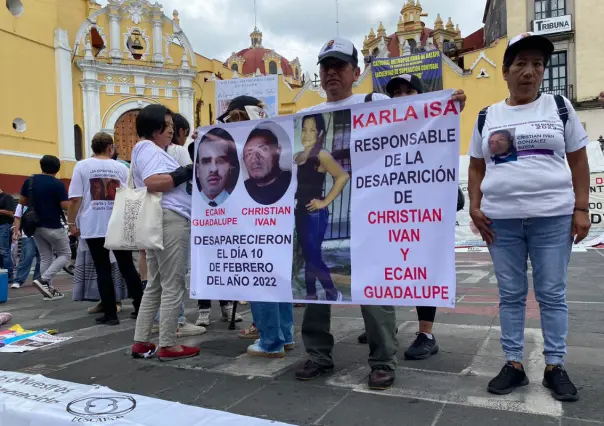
488, 215, 573, 366
0, 224, 13, 282
295, 208, 338, 299
251, 302, 294, 352
154, 301, 185, 325
14, 237, 41, 284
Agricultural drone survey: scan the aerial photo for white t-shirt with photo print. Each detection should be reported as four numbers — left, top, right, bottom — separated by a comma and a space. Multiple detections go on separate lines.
468, 94, 589, 219
68, 158, 129, 239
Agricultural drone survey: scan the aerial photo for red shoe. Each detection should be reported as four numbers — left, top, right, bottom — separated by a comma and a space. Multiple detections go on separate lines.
131, 342, 157, 359
158, 345, 200, 362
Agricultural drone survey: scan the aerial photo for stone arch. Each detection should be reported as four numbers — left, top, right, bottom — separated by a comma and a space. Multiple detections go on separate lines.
102, 98, 160, 132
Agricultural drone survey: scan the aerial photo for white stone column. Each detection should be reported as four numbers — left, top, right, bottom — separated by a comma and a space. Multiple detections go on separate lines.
109, 6, 122, 63
54, 29, 76, 161
178, 77, 195, 129
152, 12, 164, 67
81, 81, 101, 159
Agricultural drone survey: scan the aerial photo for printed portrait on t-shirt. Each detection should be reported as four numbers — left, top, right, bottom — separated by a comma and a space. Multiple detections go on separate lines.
90, 178, 121, 201
104, 179, 121, 201
195, 128, 240, 207
488, 128, 517, 165
89, 178, 106, 201
243, 121, 292, 206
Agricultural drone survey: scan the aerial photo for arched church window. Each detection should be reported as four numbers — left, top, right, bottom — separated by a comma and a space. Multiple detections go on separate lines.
231, 63, 239, 72
372, 48, 380, 58
268, 61, 277, 75
74, 125, 83, 161
6, 0, 24, 16
295, 68, 299, 80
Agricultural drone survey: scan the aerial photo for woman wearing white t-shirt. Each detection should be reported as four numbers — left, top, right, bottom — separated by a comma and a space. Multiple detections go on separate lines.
67, 132, 143, 326
468, 33, 590, 401
129, 104, 200, 361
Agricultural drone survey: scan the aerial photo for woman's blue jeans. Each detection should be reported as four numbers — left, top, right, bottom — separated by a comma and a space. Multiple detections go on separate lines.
250, 302, 294, 352
488, 215, 573, 366
295, 208, 337, 299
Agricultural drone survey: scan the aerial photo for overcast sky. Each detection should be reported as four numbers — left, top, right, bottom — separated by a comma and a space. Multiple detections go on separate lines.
98, 0, 486, 75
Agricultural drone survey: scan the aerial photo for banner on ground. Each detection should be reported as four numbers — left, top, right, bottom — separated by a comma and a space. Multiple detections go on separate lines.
0, 371, 292, 425
455, 172, 604, 249
190, 90, 460, 307
215, 75, 279, 120
372, 50, 443, 94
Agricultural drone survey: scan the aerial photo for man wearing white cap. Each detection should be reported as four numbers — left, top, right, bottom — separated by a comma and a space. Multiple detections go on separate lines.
294, 37, 397, 390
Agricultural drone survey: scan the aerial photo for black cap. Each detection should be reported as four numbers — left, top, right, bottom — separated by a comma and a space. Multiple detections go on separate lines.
386, 74, 424, 96
504, 32, 554, 66
217, 95, 261, 123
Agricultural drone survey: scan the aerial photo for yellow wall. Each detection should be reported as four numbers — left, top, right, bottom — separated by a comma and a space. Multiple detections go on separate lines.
0, 0, 85, 182
575, 0, 604, 101
506, 0, 528, 38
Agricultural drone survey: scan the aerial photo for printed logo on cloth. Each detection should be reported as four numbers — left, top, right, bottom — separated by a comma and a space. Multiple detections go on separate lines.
67, 394, 137, 421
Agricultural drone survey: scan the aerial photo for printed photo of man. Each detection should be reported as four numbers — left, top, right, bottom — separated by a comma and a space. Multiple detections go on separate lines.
488, 129, 518, 164
195, 128, 240, 207
243, 122, 292, 205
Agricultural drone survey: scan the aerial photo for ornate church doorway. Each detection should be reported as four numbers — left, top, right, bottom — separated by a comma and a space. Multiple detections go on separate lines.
113, 109, 140, 161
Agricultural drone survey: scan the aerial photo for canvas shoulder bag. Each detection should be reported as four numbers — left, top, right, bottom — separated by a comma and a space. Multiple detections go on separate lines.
104, 161, 164, 251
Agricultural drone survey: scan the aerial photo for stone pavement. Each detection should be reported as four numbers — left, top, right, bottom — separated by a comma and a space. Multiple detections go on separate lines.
1, 251, 604, 425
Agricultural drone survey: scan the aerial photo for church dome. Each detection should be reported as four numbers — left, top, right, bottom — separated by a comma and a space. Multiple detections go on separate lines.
225, 27, 302, 81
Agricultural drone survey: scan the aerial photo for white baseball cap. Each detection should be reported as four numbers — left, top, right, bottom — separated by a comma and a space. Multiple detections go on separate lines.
504, 32, 554, 66
317, 37, 359, 67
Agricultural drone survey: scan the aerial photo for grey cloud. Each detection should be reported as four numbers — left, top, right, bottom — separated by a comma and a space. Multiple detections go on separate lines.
98, 0, 487, 75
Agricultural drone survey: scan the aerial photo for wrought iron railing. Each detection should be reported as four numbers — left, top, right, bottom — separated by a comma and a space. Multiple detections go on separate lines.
540, 84, 574, 100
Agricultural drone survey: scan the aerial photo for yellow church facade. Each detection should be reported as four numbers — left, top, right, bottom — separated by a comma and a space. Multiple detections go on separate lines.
1, 0, 509, 193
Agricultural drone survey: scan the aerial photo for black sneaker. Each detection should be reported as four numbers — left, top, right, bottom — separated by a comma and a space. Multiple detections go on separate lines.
33, 279, 53, 299
368, 365, 395, 390
295, 360, 334, 381
543, 365, 579, 401
358, 331, 367, 344
404, 333, 439, 360
95, 315, 120, 326
487, 362, 529, 395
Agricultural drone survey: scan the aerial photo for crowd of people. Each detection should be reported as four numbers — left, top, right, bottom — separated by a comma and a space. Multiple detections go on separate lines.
1, 31, 601, 402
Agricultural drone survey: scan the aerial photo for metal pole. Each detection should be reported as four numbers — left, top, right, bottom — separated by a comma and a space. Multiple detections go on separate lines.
335, 0, 339, 36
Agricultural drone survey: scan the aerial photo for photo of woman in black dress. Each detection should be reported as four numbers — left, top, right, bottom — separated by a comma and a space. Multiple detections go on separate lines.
294, 113, 350, 302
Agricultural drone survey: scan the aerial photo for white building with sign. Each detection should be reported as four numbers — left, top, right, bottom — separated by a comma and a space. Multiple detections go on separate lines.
485, 0, 604, 141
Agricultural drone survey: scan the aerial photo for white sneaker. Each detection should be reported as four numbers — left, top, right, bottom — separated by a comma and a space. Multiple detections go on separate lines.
11, 283, 23, 289
196, 309, 211, 326
221, 303, 243, 322
177, 320, 207, 337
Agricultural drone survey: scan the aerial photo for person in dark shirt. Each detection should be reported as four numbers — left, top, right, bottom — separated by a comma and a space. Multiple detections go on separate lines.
243, 125, 292, 205
16, 155, 70, 301
0, 188, 16, 282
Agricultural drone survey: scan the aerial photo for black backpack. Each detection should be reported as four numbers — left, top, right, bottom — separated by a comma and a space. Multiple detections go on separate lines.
21, 175, 40, 237
477, 94, 568, 136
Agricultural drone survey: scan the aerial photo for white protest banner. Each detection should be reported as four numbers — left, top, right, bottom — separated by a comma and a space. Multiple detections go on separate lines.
454, 172, 604, 249
190, 90, 460, 306
0, 371, 292, 425
215, 75, 279, 119
350, 90, 459, 307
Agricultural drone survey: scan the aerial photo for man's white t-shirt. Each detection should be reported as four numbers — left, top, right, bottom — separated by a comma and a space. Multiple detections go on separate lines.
68, 158, 129, 239
299, 93, 390, 113
468, 94, 589, 219
131, 140, 191, 219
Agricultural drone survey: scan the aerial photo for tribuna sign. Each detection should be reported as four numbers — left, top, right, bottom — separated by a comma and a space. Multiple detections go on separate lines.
533, 15, 572, 36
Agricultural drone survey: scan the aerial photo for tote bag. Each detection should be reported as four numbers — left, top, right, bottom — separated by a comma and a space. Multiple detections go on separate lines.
104, 163, 164, 251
